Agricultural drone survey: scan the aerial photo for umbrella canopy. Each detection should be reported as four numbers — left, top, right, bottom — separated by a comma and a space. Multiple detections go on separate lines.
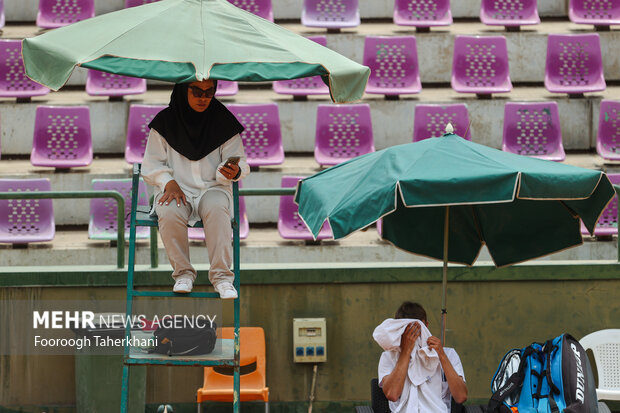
22, 0, 369, 103
295, 134, 615, 268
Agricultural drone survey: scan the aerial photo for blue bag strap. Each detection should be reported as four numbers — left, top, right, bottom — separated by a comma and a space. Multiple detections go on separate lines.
543, 339, 561, 413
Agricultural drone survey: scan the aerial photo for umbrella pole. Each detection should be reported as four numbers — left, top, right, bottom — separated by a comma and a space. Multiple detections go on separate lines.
441, 206, 449, 345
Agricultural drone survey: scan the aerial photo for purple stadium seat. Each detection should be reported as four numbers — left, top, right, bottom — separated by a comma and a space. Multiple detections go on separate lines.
86, 70, 146, 98
273, 36, 330, 97
581, 173, 620, 237
413, 104, 472, 142
502, 101, 565, 161
188, 182, 250, 240
89, 179, 149, 240
545, 34, 606, 95
569, 0, 620, 27
451, 35, 512, 96
0, 178, 55, 244
314, 104, 374, 166
31, 105, 93, 168
278, 176, 332, 241
227, 103, 284, 167
480, 0, 540, 27
301, 0, 360, 29
215, 80, 239, 97
363, 36, 422, 97
37, 0, 95, 29
125, 104, 166, 165
125, 0, 160, 7
393, 0, 452, 28
597, 100, 620, 161
228, 0, 273, 21
0, 40, 50, 99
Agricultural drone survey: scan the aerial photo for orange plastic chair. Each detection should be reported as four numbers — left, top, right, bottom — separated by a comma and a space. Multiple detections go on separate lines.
197, 327, 269, 412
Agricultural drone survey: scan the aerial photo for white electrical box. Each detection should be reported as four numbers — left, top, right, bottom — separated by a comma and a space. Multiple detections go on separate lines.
293, 318, 327, 363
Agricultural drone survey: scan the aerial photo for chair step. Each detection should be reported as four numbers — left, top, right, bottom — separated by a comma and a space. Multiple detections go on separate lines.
130, 290, 223, 298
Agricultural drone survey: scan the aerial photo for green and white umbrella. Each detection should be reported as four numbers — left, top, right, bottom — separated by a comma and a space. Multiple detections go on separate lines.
22, 0, 369, 103
295, 133, 615, 341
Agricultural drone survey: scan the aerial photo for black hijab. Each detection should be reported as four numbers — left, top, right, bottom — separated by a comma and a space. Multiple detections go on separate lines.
149, 83, 244, 161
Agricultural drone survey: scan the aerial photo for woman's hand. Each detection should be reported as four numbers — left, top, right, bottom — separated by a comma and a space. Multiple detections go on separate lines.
219, 162, 240, 180
159, 180, 187, 207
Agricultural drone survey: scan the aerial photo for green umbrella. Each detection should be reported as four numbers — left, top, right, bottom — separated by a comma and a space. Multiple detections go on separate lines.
295, 133, 615, 341
22, 0, 369, 103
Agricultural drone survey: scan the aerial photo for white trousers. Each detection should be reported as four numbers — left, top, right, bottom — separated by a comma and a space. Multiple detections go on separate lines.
155, 190, 233, 286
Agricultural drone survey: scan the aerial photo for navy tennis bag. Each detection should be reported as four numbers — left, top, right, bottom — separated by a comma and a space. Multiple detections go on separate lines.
488, 334, 598, 413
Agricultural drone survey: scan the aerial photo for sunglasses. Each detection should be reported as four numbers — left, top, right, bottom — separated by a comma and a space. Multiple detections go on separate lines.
189, 85, 216, 98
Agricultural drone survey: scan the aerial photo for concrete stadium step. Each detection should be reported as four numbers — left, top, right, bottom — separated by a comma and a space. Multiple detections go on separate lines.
5, 21, 620, 86
2, 85, 620, 156
0, 154, 617, 226
2, 0, 569, 22
0, 226, 616, 268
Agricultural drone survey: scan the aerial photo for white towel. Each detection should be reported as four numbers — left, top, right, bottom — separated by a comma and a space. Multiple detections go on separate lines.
374, 318, 446, 413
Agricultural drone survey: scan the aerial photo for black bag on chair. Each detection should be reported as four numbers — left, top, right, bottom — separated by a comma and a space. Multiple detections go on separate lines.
149, 318, 217, 356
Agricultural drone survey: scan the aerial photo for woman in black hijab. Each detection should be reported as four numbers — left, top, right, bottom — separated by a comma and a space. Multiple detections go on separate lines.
142, 80, 248, 298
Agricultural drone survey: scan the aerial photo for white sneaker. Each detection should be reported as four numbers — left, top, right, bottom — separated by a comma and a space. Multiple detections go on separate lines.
173, 278, 193, 293
214, 282, 238, 299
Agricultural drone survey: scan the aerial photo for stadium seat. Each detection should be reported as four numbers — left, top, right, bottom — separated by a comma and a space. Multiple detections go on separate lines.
0, 39, 50, 100
314, 104, 374, 166
545, 33, 606, 96
569, 0, 620, 28
480, 0, 540, 28
125, 0, 159, 7
31, 106, 93, 168
502, 101, 565, 161
86, 70, 146, 98
597, 100, 620, 161
197, 327, 269, 412
228, 0, 274, 21
125, 104, 166, 165
301, 0, 360, 30
579, 329, 620, 401
393, 0, 452, 28
273, 36, 330, 98
413, 104, 472, 142
363, 36, 421, 98
0, 178, 55, 244
581, 173, 620, 237
227, 103, 284, 167
37, 0, 95, 29
88, 179, 149, 240
451, 35, 512, 96
187, 182, 250, 240
215, 80, 239, 97
278, 176, 332, 241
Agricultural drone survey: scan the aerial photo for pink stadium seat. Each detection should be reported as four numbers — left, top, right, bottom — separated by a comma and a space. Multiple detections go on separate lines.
393, 0, 452, 28
125, 104, 166, 165
480, 0, 540, 27
502, 101, 565, 162
86, 70, 146, 98
37, 0, 95, 29
273, 36, 330, 98
302, 0, 360, 29
414, 104, 472, 142
314, 104, 375, 166
363, 36, 421, 97
569, 0, 620, 27
125, 0, 159, 7
89, 179, 149, 240
228, 0, 273, 21
581, 174, 620, 237
227, 103, 284, 167
0, 178, 55, 244
451, 35, 512, 96
215, 80, 239, 97
545, 34, 606, 96
278, 176, 332, 241
0, 40, 50, 99
597, 100, 620, 161
31, 106, 93, 168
